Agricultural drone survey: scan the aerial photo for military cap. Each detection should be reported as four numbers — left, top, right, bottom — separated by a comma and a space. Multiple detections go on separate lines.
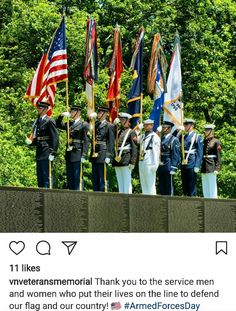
183, 118, 195, 125
204, 124, 215, 130
70, 105, 82, 111
36, 101, 50, 108
162, 121, 174, 128
97, 106, 109, 112
144, 119, 154, 125
118, 112, 132, 119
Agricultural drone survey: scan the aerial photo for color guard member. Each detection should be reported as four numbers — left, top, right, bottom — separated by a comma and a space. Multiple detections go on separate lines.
201, 124, 221, 198
138, 119, 160, 195
181, 119, 203, 196
89, 106, 115, 192
158, 121, 181, 195
56, 105, 89, 191
26, 101, 59, 188
113, 112, 138, 194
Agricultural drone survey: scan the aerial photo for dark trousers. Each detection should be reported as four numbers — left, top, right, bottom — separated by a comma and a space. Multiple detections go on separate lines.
92, 163, 107, 192
37, 159, 51, 188
159, 171, 173, 195
66, 160, 83, 191
181, 167, 197, 196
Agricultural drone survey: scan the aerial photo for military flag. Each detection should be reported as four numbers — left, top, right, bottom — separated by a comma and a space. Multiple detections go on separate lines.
84, 17, 98, 115
163, 32, 183, 128
107, 24, 123, 121
25, 17, 68, 115
147, 33, 167, 131
127, 27, 144, 128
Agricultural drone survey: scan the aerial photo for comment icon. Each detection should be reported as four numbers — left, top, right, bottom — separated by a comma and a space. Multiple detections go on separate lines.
36, 240, 51, 255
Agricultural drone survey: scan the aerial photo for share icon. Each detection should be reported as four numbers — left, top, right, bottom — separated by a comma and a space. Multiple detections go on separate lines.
62, 241, 77, 255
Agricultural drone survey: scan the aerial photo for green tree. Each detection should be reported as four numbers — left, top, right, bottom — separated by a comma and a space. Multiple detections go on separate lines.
0, 0, 235, 198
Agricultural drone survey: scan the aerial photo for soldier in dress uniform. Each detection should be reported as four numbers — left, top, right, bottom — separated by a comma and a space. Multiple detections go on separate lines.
201, 124, 222, 198
181, 119, 203, 196
138, 119, 160, 195
89, 106, 115, 192
113, 112, 138, 194
56, 105, 90, 191
158, 121, 181, 195
26, 101, 59, 188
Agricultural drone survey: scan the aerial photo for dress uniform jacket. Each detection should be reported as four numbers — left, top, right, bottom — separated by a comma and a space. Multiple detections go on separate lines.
32, 116, 59, 160
181, 131, 203, 196
113, 128, 138, 167
159, 134, 180, 173
139, 132, 160, 167
139, 131, 160, 195
182, 131, 203, 168
90, 120, 115, 163
201, 137, 221, 173
56, 116, 90, 161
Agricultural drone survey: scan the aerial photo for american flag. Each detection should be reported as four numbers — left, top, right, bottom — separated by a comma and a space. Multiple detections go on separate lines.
25, 17, 68, 114
111, 302, 121, 310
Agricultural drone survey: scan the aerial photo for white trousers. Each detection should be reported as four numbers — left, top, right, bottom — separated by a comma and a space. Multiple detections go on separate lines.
202, 173, 218, 198
115, 166, 132, 194
139, 162, 157, 195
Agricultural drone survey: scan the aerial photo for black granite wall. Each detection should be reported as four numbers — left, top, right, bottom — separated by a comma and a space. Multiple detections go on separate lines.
0, 186, 235, 232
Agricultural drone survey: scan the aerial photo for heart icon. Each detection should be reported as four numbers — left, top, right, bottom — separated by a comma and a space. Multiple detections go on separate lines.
9, 241, 25, 255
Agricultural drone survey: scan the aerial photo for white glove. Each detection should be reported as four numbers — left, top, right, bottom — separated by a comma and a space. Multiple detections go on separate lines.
138, 123, 143, 130
48, 154, 55, 161
194, 167, 200, 173
156, 125, 162, 132
170, 170, 176, 175
25, 137, 32, 145
81, 157, 86, 163
214, 170, 219, 175
61, 111, 71, 117
105, 158, 111, 164
129, 164, 135, 171
177, 125, 185, 131
89, 112, 97, 120
113, 118, 120, 125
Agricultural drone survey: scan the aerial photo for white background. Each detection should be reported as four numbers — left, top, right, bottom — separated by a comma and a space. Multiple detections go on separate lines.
0, 233, 235, 311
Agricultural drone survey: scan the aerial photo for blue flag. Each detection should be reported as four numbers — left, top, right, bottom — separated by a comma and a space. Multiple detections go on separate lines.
127, 28, 144, 128
149, 61, 165, 131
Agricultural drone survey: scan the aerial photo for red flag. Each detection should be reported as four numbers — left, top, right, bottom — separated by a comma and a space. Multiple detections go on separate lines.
107, 25, 123, 121
25, 17, 68, 115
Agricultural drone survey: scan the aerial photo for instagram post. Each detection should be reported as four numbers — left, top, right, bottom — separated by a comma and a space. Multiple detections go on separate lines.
0, 0, 235, 310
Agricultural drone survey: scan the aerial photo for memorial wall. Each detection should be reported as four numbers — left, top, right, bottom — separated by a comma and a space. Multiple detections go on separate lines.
0, 186, 235, 232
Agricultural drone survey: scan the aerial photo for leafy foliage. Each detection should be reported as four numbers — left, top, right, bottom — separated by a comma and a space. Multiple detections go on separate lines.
0, 0, 235, 198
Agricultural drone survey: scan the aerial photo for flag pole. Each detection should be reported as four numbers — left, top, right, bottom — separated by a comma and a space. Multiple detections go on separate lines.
180, 95, 186, 164
91, 81, 97, 157
114, 25, 119, 159
63, 13, 71, 152
65, 80, 72, 151
90, 18, 96, 156
49, 161, 52, 189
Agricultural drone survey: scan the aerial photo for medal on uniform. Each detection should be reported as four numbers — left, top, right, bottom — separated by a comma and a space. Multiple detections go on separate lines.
182, 159, 188, 165
139, 151, 144, 161
67, 146, 73, 151
115, 155, 121, 162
